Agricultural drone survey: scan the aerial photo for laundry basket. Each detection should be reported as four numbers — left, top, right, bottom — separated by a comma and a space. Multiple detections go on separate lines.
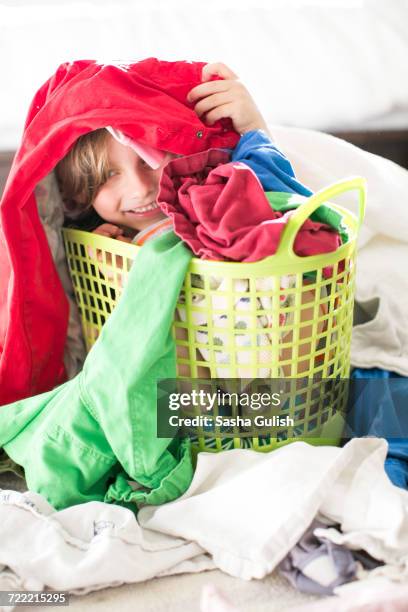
62, 177, 366, 453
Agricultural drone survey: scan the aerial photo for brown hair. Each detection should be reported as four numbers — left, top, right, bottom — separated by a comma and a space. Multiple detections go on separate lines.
55, 128, 109, 229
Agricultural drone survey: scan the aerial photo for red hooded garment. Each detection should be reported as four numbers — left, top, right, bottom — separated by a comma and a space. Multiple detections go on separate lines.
0, 58, 239, 406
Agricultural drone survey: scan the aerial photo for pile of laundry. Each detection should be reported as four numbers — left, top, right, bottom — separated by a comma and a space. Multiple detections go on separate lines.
1, 438, 407, 602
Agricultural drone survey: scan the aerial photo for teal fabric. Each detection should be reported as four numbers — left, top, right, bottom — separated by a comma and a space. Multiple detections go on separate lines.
0, 231, 194, 512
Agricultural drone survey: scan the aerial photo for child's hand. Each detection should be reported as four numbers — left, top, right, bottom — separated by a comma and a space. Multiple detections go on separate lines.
92, 223, 132, 243
187, 62, 269, 136
89, 224, 132, 287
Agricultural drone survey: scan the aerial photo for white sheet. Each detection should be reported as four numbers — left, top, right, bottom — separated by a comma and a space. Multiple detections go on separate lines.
0, 438, 407, 605
270, 125, 408, 376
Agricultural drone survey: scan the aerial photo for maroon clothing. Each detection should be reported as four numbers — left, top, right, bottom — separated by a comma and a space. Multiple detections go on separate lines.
158, 149, 340, 262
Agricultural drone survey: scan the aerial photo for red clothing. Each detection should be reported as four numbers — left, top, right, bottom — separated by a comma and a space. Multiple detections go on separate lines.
0, 58, 239, 405
157, 149, 341, 262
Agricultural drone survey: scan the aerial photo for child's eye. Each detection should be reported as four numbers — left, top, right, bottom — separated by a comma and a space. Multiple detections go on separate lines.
107, 169, 118, 179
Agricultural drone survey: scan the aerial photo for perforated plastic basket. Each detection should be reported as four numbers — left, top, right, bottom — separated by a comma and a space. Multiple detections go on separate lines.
62, 177, 366, 452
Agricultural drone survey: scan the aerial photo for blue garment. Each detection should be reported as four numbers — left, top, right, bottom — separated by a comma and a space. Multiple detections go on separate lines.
350, 368, 408, 489
230, 129, 313, 196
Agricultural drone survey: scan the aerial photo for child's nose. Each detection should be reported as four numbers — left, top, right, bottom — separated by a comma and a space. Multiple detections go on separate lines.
126, 168, 156, 200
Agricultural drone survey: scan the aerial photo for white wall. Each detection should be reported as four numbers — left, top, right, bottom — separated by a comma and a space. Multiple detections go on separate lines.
1, 0, 408, 150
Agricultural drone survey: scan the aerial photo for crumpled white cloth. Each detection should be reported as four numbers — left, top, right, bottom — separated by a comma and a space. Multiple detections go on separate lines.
270, 125, 408, 376
0, 438, 407, 604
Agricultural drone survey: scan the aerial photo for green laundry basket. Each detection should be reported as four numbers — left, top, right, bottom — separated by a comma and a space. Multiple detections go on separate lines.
62, 176, 366, 453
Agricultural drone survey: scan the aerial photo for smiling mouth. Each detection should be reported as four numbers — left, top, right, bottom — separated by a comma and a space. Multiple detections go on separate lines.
125, 202, 160, 215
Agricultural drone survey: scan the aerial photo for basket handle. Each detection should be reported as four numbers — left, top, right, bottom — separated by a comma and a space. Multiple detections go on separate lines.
274, 176, 366, 258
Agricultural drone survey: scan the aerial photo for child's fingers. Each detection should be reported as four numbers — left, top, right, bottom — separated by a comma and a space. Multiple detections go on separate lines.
94, 231, 111, 239
95, 249, 113, 268
187, 78, 230, 104
117, 235, 133, 243
193, 91, 232, 118
202, 103, 235, 126
201, 62, 238, 82
93, 223, 124, 238
87, 247, 105, 266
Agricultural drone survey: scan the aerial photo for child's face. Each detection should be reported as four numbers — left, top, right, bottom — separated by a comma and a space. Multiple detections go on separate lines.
93, 134, 172, 232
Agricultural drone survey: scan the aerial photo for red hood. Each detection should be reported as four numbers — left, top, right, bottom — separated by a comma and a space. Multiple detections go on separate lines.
0, 58, 239, 405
